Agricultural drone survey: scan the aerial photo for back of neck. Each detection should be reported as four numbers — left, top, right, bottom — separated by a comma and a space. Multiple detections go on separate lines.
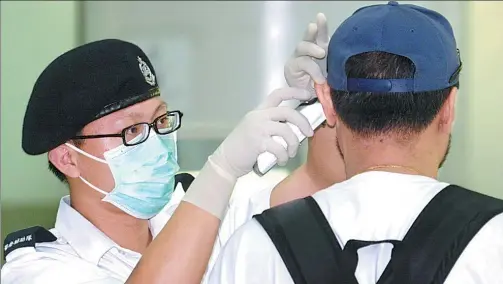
344, 139, 439, 179
270, 130, 347, 207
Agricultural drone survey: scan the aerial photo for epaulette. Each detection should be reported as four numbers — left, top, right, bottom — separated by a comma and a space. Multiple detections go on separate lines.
175, 173, 195, 192
3, 226, 57, 259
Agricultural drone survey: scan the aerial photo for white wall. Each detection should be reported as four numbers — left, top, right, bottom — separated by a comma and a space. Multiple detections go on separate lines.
82, 1, 467, 175
2, 1, 499, 204
82, 1, 465, 139
464, 1, 503, 198
1, 1, 78, 205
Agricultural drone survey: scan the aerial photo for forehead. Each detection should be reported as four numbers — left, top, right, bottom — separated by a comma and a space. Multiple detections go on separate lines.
106, 97, 167, 120
83, 97, 167, 133
122, 97, 167, 118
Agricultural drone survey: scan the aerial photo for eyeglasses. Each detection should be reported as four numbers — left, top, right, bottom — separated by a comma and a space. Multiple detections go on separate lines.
73, 110, 183, 146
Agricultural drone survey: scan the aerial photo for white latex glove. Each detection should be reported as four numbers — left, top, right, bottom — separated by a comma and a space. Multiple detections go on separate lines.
284, 13, 330, 95
209, 87, 314, 181
183, 87, 314, 219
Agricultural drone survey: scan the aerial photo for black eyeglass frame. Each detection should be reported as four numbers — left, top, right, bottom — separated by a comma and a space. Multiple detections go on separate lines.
73, 110, 183, 146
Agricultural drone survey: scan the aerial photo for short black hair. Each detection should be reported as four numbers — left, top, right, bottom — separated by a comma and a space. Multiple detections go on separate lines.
48, 132, 85, 183
331, 51, 458, 140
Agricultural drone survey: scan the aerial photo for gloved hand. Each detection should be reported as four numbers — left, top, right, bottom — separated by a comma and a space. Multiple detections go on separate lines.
183, 87, 314, 219
284, 13, 330, 95
209, 87, 314, 181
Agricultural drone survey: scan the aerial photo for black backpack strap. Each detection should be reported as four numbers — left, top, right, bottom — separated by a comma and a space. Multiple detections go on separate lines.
254, 196, 358, 284
390, 185, 503, 284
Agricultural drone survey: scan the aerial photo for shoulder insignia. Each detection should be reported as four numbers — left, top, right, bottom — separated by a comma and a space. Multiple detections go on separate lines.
175, 173, 195, 192
3, 226, 56, 259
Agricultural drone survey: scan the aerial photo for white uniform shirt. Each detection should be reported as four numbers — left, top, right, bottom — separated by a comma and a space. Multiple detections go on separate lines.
1, 185, 186, 284
1, 181, 279, 284
208, 171, 503, 284
205, 185, 276, 279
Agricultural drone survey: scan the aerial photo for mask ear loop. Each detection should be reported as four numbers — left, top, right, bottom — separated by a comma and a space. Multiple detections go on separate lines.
172, 131, 178, 162
79, 176, 109, 196
65, 143, 107, 164
65, 143, 109, 196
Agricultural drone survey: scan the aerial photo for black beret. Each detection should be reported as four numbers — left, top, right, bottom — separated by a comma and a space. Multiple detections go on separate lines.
22, 39, 161, 155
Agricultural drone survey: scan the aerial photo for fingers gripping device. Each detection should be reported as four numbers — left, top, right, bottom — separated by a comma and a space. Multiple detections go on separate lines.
253, 98, 326, 176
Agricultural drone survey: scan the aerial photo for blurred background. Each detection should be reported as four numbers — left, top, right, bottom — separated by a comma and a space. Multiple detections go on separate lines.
1, 1, 502, 262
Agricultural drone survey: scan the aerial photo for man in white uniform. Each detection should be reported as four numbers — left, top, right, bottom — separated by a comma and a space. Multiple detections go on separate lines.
1, 39, 316, 283
209, 2, 503, 283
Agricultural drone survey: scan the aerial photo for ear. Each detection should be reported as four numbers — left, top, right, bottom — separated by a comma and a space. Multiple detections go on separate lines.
438, 87, 458, 133
315, 82, 337, 127
48, 144, 81, 179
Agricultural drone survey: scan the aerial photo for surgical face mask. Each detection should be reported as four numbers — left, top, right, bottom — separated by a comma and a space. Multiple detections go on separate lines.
66, 131, 180, 219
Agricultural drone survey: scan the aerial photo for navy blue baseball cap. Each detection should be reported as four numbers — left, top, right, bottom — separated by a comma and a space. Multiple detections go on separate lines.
327, 1, 462, 93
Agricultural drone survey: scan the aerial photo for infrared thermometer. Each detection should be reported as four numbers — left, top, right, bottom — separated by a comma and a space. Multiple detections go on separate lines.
252, 98, 326, 177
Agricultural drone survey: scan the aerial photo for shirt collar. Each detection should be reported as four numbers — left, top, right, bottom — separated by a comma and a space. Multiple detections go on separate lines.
55, 196, 116, 265
54, 185, 184, 265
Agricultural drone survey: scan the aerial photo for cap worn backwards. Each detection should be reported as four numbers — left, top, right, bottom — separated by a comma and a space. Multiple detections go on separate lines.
327, 1, 462, 93
22, 39, 161, 155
